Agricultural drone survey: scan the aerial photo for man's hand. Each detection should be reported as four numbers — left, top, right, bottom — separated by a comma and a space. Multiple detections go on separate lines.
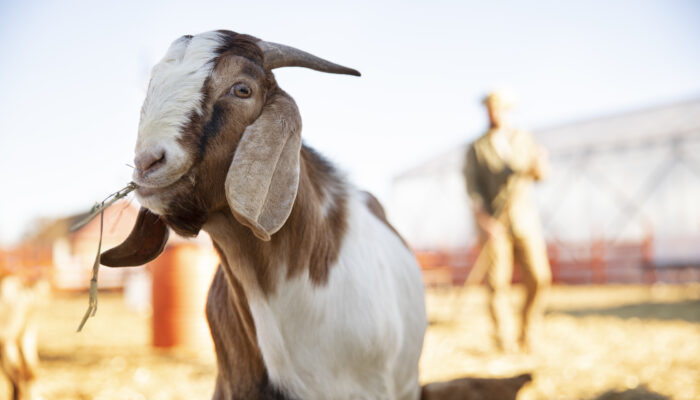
531, 145, 550, 181
474, 208, 506, 239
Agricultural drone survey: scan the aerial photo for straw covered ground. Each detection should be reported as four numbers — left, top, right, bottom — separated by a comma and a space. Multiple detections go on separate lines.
2, 284, 698, 400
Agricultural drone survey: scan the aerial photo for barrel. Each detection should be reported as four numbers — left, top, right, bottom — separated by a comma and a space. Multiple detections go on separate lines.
150, 243, 218, 348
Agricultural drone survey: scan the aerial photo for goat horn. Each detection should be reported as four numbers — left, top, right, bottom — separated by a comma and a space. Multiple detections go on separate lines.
259, 41, 361, 76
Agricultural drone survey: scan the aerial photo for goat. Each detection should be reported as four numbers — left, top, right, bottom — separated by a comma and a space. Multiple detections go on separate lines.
0, 274, 41, 400
100, 30, 426, 399
99, 30, 531, 400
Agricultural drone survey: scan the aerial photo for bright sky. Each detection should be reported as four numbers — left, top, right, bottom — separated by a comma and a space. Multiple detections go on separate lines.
1, 0, 699, 244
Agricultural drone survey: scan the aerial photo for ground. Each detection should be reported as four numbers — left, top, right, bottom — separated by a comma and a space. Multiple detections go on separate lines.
422, 284, 700, 400
1, 284, 698, 400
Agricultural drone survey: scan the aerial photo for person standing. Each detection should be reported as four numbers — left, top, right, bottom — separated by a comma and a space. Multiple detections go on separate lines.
463, 90, 552, 352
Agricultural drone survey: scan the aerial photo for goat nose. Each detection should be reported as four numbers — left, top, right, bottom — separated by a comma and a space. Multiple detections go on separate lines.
134, 149, 166, 174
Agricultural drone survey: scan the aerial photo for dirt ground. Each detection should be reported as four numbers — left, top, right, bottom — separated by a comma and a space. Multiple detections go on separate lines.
422, 284, 700, 400
2, 284, 698, 400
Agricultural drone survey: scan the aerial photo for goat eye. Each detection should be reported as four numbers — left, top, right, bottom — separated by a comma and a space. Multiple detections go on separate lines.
231, 83, 252, 98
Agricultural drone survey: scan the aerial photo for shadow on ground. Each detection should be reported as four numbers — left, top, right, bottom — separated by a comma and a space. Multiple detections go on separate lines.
548, 300, 700, 323
590, 386, 670, 400
421, 373, 531, 400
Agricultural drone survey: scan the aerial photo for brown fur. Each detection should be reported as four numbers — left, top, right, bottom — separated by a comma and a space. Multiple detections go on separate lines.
199, 145, 349, 398
197, 145, 348, 293
206, 264, 289, 399
196, 137, 348, 399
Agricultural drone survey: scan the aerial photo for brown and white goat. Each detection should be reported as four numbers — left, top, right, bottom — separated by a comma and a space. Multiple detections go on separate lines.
0, 275, 41, 400
99, 30, 532, 400
101, 31, 426, 399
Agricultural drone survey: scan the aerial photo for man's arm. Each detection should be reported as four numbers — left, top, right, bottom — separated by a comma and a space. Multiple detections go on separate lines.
464, 145, 505, 238
530, 145, 550, 181
464, 145, 486, 209
521, 131, 550, 181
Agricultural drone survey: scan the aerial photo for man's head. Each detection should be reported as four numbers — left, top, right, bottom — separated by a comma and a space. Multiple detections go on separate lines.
483, 90, 516, 129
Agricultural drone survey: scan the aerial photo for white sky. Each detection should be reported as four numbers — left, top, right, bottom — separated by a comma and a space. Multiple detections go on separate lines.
1, 0, 699, 244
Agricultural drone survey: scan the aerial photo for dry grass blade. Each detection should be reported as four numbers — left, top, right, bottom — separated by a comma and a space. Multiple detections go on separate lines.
77, 210, 104, 332
70, 182, 137, 232
74, 182, 137, 332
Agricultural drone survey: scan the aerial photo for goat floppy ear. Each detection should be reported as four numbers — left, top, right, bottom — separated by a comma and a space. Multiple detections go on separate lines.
100, 207, 169, 267
225, 92, 302, 241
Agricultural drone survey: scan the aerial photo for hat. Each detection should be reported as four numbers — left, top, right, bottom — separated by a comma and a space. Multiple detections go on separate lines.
482, 89, 517, 111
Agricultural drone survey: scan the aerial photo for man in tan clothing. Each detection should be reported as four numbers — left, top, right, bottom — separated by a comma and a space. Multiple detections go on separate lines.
463, 91, 552, 352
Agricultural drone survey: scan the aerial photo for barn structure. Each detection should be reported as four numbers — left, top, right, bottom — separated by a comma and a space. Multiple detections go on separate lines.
1, 201, 219, 348
390, 98, 700, 285
2, 202, 143, 290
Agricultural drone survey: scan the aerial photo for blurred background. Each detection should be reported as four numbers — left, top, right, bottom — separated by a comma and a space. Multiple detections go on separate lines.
1, 1, 699, 399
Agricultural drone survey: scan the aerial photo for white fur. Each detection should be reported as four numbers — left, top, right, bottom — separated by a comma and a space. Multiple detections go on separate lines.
319, 183, 342, 218
134, 31, 224, 192
246, 190, 427, 400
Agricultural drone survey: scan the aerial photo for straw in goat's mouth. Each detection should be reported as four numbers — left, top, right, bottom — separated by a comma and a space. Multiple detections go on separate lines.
74, 182, 137, 332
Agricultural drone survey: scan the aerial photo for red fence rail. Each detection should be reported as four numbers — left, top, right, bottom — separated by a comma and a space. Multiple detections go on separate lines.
415, 236, 700, 287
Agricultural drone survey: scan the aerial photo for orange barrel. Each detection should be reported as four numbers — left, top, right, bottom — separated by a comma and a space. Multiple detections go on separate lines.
151, 243, 218, 348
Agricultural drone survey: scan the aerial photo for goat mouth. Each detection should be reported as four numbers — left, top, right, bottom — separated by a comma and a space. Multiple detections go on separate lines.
133, 183, 173, 216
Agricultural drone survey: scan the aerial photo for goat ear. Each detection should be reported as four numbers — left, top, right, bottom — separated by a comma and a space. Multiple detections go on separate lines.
225, 93, 302, 241
100, 207, 169, 267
